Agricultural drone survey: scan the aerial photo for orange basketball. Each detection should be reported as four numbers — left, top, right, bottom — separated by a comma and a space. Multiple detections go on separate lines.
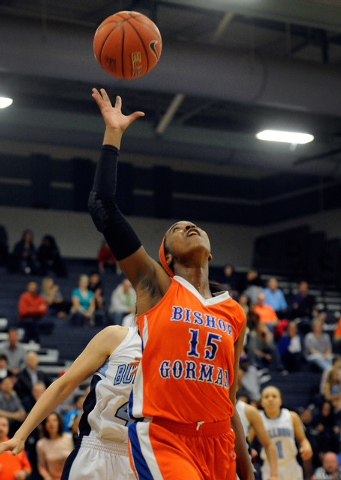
93, 11, 162, 79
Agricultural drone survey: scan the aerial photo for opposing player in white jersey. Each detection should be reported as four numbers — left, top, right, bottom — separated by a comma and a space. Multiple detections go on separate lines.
259, 386, 312, 480
0, 325, 141, 480
236, 394, 278, 480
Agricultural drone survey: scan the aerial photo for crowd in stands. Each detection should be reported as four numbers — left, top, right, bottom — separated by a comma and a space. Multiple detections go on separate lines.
215, 266, 341, 479
1, 231, 341, 479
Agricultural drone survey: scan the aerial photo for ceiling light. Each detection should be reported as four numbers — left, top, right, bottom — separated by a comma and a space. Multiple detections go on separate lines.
0, 97, 13, 109
256, 130, 314, 144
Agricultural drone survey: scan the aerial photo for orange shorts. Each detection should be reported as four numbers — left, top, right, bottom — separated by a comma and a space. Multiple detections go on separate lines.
128, 417, 236, 480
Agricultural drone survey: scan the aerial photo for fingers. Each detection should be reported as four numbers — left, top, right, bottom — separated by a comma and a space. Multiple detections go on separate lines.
114, 95, 122, 110
127, 111, 145, 126
92, 88, 112, 107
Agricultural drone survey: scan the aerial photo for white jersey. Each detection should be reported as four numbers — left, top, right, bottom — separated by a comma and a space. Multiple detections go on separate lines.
236, 400, 250, 437
79, 327, 141, 444
260, 408, 303, 480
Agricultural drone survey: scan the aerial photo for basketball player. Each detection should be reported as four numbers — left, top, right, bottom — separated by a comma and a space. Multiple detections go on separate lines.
88, 88, 254, 480
0, 325, 141, 480
236, 394, 278, 480
259, 386, 312, 480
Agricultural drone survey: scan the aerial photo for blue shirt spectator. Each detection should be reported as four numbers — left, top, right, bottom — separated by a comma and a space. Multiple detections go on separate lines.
264, 277, 288, 318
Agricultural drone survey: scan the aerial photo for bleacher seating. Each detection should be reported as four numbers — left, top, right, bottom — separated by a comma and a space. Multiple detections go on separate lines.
0, 258, 124, 378
261, 371, 322, 412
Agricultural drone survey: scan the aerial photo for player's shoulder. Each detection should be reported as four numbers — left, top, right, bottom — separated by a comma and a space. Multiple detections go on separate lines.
95, 325, 132, 349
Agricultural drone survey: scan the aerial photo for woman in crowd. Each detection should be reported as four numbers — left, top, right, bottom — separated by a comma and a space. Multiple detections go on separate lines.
277, 321, 303, 372
11, 229, 39, 274
41, 277, 71, 318
37, 412, 73, 480
69, 275, 95, 326
323, 367, 341, 411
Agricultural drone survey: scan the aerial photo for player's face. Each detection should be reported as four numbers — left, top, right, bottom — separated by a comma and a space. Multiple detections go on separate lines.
166, 221, 211, 259
261, 387, 282, 414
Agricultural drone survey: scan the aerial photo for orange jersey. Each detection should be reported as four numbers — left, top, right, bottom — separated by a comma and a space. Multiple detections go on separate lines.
253, 304, 277, 323
0, 438, 31, 480
131, 276, 245, 424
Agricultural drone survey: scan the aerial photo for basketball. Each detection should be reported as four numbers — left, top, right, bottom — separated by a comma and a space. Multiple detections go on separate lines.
93, 11, 162, 79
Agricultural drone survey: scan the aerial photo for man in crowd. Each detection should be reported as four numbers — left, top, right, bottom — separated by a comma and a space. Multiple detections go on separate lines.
0, 328, 26, 376
18, 281, 48, 343
14, 351, 51, 401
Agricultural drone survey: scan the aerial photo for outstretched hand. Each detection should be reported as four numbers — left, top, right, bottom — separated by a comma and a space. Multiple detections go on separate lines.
92, 88, 145, 134
0, 436, 25, 456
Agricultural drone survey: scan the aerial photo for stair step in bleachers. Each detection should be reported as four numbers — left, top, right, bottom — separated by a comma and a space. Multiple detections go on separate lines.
39, 318, 104, 361
262, 371, 321, 411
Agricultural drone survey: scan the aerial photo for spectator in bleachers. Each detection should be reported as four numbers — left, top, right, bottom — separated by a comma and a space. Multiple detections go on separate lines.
220, 264, 239, 297
88, 271, 107, 326
36, 412, 73, 480
69, 275, 95, 327
14, 351, 51, 402
320, 355, 341, 396
97, 239, 119, 274
41, 277, 71, 318
0, 328, 26, 376
247, 321, 286, 373
290, 280, 317, 334
21, 380, 47, 413
0, 415, 32, 480
18, 281, 48, 343
238, 293, 249, 317
239, 353, 262, 407
253, 291, 279, 333
311, 401, 340, 459
264, 277, 288, 320
313, 451, 341, 480
304, 319, 333, 371
237, 269, 264, 304
63, 394, 85, 433
11, 229, 40, 275
277, 321, 303, 372
0, 353, 11, 380
108, 278, 136, 326
0, 376, 26, 437
38, 234, 67, 278
322, 367, 341, 412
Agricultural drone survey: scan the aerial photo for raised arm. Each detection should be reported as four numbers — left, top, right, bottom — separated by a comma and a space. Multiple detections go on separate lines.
88, 89, 171, 314
0, 326, 127, 455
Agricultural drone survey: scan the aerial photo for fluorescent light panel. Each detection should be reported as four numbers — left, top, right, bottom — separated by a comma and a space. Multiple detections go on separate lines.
256, 130, 314, 144
0, 97, 13, 108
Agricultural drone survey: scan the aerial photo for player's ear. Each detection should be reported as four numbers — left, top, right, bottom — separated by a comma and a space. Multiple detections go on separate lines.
166, 253, 173, 266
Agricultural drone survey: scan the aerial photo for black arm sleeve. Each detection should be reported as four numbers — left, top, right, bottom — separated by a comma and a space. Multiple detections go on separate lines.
88, 145, 141, 261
